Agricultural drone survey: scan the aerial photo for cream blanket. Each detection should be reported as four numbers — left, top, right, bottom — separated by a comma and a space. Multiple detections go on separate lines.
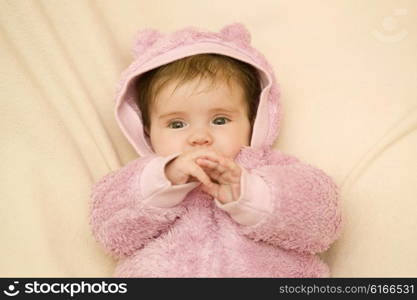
1, 0, 416, 276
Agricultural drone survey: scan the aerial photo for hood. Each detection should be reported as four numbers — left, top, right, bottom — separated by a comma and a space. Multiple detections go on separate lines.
115, 22, 282, 157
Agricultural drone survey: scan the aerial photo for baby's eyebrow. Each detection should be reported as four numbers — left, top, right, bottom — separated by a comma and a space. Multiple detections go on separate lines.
209, 108, 238, 114
157, 111, 185, 119
158, 108, 238, 119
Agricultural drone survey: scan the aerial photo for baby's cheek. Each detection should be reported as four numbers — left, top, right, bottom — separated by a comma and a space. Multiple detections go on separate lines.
223, 140, 245, 159
150, 133, 180, 156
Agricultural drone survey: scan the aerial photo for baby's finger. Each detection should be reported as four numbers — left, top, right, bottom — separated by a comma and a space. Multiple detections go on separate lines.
189, 163, 214, 188
218, 157, 241, 177
212, 159, 241, 184
211, 165, 233, 184
207, 169, 222, 183
213, 160, 227, 175
195, 158, 218, 169
196, 159, 222, 182
221, 172, 240, 184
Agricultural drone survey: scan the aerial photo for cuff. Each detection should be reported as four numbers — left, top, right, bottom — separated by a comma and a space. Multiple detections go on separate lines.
215, 168, 272, 226
140, 153, 200, 208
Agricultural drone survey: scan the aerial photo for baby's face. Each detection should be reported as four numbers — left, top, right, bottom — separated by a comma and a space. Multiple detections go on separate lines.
148, 77, 251, 158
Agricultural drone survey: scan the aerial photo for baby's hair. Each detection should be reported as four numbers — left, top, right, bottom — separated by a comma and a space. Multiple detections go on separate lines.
134, 53, 261, 135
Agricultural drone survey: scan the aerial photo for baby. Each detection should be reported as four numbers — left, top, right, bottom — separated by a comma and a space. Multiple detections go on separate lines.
89, 23, 342, 277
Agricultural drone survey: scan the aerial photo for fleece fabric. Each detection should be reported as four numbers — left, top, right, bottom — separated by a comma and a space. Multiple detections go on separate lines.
89, 23, 342, 277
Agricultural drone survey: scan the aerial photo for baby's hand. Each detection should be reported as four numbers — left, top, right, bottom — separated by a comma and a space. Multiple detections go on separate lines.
164, 149, 217, 188
195, 154, 242, 204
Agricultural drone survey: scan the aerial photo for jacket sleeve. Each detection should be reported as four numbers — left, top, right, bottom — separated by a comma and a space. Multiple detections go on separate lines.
217, 147, 343, 254
89, 154, 199, 259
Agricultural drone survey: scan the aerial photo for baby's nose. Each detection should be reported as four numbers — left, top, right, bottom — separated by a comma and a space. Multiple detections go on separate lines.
188, 131, 213, 146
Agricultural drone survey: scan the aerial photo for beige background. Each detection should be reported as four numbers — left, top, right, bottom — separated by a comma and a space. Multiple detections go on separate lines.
1, 0, 416, 277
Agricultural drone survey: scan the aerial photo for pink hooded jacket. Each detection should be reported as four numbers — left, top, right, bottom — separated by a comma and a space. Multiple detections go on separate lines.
89, 23, 342, 277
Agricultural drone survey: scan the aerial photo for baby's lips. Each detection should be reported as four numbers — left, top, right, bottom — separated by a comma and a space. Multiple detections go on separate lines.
197, 149, 222, 161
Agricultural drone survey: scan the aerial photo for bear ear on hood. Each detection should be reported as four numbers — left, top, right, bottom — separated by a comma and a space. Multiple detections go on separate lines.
132, 28, 163, 58
220, 22, 251, 47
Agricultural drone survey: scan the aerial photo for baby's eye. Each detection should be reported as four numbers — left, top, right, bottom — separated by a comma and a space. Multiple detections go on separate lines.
212, 117, 230, 125
168, 120, 186, 129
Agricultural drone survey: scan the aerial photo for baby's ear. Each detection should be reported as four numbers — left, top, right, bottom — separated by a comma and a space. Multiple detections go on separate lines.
220, 22, 251, 46
132, 28, 163, 58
